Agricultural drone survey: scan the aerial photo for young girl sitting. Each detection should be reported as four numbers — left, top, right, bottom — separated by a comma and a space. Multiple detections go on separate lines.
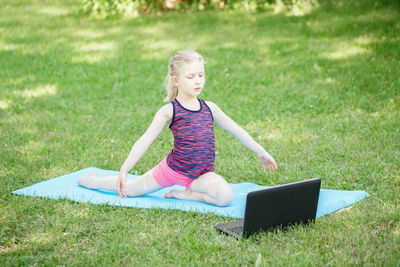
77, 50, 277, 207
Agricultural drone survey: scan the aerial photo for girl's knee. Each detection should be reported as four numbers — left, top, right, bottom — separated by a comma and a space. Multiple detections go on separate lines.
215, 185, 234, 206
195, 172, 234, 206
208, 174, 233, 206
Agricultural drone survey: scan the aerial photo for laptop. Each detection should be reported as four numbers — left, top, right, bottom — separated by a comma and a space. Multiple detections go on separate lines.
214, 178, 321, 239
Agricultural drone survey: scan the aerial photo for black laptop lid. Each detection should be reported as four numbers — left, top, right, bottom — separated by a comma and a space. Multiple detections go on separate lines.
243, 178, 321, 236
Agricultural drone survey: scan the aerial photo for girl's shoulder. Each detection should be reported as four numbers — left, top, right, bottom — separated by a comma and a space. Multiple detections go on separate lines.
156, 102, 173, 122
204, 100, 220, 114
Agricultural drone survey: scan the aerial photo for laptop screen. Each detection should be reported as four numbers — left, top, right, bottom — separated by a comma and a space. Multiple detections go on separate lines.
243, 178, 321, 236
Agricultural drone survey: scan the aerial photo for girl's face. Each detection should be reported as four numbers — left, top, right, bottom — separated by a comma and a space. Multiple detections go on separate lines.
175, 61, 205, 98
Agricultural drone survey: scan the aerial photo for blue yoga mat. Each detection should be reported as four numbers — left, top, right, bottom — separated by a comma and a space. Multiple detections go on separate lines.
12, 167, 370, 218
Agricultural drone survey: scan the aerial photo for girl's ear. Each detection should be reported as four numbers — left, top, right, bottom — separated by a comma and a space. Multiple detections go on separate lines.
171, 76, 179, 86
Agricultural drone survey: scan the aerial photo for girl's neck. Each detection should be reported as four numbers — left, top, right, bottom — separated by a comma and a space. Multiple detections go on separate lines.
176, 94, 198, 105
176, 94, 200, 110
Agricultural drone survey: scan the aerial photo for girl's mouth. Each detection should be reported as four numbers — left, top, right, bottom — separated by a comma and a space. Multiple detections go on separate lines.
195, 87, 201, 91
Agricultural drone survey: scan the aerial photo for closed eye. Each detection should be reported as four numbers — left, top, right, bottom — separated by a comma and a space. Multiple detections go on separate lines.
186, 73, 204, 79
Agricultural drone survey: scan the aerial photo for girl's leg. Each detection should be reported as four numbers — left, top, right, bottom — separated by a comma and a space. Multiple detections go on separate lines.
164, 172, 234, 207
77, 170, 162, 197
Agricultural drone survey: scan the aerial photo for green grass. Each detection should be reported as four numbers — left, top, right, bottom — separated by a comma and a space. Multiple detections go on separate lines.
1, 0, 399, 265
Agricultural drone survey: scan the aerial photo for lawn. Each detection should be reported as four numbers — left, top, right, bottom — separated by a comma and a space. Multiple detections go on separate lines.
1, 0, 399, 265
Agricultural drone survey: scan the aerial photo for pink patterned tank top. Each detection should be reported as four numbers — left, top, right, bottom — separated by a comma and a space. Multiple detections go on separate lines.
166, 98, 215, 179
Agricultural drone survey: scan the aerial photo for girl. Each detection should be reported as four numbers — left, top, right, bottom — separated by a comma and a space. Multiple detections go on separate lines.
77, 50, 277, 207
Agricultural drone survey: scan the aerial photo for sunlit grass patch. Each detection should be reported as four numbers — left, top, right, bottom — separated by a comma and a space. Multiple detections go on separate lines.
0, 100, 10, 109
322, 44, 369, 60
15, 84, 58, 99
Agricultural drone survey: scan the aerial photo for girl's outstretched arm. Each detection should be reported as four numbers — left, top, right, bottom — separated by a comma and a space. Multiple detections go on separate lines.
117, 104, 172, 197
206, 101, 277, 172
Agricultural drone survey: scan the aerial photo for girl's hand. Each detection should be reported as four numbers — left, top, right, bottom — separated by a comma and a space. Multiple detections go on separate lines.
116, 172, 128, 198
257, 150, 278, 172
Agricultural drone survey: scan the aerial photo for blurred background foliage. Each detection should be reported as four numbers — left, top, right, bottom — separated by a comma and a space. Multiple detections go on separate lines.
81, 0, 323, 17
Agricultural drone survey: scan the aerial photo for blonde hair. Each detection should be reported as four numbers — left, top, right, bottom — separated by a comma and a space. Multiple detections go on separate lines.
164, 50, 205, 102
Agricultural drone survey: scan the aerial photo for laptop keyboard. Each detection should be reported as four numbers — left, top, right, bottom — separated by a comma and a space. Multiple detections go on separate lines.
214, 219, 244, 237
225, 220, 244, 234
227, 225, 243, 234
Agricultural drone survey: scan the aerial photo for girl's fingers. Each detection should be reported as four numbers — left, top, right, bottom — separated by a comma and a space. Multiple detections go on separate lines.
117, 177, 128, 198
263, 163, 267, 170
121, 184, 127, 197
269, 163, 274, 171
263, 163, 268, 171
117, 182, 124, 198
263, 161, 277, 172
122, 183, 127, 198
269, 160, 277, 171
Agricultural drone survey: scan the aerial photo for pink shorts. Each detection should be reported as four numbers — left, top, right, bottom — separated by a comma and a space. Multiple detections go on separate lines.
152, 156, 195, 189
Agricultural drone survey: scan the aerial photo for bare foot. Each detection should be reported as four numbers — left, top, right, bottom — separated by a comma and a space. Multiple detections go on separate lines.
164, 189, 190, 199
77, 171, 98, 189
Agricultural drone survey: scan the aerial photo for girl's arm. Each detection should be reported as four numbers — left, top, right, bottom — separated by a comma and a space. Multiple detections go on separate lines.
120, 104, 172, 174
117, 104, 172, 198
206, 101, 277, 172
